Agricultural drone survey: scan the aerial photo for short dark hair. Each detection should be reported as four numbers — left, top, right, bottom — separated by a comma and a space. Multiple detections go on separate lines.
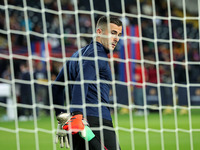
96, 16, 122, 30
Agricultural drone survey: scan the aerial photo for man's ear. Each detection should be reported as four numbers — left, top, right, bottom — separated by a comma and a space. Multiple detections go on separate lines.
96, 28, 102, 35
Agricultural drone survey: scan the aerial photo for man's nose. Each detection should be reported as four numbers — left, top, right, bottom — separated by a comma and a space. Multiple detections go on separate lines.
114, 35, 119, 42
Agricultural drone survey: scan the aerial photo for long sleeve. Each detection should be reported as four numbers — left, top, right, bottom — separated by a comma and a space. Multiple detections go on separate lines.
70, 59, 96, 113
52, 41, 112, 120
52, 66, 66, 116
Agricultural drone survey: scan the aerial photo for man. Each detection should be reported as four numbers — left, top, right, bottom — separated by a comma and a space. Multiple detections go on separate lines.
19, 62, 33, 121
52, 16, 122, 150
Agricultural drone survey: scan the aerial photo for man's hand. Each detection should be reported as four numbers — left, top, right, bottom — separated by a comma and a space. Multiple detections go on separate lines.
63, 114, 85, 135
55, 113, 95, 149
55, 123, 69, 148
55, 113, 71, 148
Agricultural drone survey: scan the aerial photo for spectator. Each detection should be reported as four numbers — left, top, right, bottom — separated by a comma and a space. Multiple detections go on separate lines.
2, 65, 11, 80
18, 62, 33, 121
160, 65, 174, 114
34, 62, 49, 115
133, 63, 148, 116
174, 61, 189, 115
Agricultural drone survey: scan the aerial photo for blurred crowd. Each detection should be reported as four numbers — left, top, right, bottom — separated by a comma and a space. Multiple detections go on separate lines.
1, 0, 200, 120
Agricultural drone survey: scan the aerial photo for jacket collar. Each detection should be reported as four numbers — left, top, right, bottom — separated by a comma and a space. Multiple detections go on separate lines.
90, 41, 110, 54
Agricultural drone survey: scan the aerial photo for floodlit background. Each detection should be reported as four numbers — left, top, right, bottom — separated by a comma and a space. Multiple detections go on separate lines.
0, 0, 200, 150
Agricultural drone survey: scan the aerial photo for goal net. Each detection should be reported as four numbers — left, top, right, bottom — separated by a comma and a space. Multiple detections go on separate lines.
0, 0, 200, 150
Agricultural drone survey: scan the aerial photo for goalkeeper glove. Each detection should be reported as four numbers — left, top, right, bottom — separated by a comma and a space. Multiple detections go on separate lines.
63, 114, 95, 141
63, 114, 85, 135
55, 113, 71, 148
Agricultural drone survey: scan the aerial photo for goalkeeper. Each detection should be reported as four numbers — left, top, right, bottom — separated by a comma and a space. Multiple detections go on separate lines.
52, 16, 122, 150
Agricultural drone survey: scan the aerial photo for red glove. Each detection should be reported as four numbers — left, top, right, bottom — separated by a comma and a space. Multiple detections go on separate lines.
63, 114, 85, 134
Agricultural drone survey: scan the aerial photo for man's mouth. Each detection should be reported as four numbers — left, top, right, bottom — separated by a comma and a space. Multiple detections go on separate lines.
112, 43, 116, 47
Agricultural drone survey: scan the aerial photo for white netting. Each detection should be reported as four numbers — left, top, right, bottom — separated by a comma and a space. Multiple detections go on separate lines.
0, 0, 200, 150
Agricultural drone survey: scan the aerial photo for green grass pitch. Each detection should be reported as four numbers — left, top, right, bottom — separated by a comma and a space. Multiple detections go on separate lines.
0, 109, 199, 150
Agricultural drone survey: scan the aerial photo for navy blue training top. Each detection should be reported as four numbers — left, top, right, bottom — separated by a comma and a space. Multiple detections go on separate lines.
52, 41, 112, 121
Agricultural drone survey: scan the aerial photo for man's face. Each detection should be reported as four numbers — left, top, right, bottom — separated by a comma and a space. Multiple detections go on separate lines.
98, 23, 122, 51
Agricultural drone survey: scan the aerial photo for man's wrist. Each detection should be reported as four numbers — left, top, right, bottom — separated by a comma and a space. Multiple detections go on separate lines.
71, 111, 83, 116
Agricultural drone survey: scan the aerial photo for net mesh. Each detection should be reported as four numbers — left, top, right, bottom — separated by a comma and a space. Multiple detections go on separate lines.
0, 0, 200, 150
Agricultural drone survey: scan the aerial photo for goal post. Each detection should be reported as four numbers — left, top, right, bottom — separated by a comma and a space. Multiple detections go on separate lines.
0, 0, 200, 150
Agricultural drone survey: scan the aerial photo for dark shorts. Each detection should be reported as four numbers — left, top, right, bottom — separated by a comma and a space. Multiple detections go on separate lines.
70, 116, 121, 150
